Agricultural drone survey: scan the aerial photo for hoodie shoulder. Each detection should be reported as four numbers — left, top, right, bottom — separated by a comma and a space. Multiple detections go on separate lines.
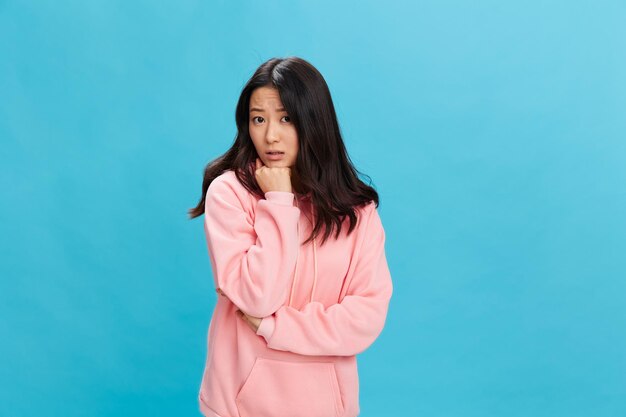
343, 200, 378, 239
208, 170, 247, 194
357, 200, 377, 222
205, 170, 254, 212
358, 200, 384, 239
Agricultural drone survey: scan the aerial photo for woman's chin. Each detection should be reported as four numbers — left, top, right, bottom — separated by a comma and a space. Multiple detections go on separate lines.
258, 157, 294, 168
266, 160, 288, 167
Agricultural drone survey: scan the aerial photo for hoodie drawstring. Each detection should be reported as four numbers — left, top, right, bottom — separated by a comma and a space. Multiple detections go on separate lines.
288, 196, 317, 307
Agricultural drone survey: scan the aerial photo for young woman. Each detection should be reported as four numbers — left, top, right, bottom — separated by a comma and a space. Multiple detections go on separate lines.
188, 56, 393, 417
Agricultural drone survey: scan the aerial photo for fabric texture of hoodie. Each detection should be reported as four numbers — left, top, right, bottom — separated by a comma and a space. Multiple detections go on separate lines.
198, 168, 393, 417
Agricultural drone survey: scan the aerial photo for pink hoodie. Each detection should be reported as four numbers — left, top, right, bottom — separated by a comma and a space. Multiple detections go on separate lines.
198, 168, 393, 417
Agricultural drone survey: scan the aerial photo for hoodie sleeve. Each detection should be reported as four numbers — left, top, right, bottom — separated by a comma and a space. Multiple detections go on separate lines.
255, 202, 393, 356
203, 175, 300, 318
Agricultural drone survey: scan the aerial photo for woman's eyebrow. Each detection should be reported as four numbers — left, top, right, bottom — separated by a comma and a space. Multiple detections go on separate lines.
250, 107, 286, 113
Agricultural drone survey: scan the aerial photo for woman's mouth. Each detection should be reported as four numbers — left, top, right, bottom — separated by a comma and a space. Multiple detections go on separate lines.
265, 151, 285, 161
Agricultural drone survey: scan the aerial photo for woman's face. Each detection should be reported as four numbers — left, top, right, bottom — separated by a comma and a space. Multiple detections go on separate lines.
249, 86, 298, 168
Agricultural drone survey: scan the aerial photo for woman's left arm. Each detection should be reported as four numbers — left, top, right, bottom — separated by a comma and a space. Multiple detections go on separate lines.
250, 204, 393, 357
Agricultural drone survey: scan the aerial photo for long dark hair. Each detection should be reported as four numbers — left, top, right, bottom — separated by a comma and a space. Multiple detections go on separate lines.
188, 56, 379, 245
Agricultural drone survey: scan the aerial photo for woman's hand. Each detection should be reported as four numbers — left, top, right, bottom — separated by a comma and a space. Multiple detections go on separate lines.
255, 157, 292, 194
236, 309, 262, 333
216, 287, 263, 333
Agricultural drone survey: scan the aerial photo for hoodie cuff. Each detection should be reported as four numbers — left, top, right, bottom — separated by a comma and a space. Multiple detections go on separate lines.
256, 315, 276, 342
264, 191, 294, 206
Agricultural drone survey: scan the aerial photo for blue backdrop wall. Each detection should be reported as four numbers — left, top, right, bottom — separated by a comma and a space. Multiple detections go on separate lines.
1, 1, 625, 416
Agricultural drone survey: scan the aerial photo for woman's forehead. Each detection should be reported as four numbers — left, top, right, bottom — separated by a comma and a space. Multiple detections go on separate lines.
250, 88, 285, 112
251, 86, 281, 102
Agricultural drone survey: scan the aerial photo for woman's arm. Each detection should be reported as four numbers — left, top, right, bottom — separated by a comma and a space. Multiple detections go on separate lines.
204, 176, 300, 318
252, 203, 393, 357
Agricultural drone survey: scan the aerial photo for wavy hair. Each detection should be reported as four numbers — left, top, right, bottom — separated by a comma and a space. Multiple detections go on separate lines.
188, 56, 379, 245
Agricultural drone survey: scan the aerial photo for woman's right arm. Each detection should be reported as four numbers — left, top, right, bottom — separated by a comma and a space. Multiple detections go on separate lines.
204, 176, 300, 318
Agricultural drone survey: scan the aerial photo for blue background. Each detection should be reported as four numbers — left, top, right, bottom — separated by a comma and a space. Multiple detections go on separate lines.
1, 1, 625, 416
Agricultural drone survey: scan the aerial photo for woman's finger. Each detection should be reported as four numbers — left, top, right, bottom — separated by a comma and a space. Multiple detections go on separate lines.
236, 310, 255, 330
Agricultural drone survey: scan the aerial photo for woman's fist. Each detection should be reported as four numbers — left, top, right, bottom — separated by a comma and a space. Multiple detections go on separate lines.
255, 157, 292, 194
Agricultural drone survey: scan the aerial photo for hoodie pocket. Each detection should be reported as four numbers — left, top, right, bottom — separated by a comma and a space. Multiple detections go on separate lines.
235, 357, 345, 417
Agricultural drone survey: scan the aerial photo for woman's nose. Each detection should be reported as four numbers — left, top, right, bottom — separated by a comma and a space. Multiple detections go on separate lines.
265, 128, 279, 143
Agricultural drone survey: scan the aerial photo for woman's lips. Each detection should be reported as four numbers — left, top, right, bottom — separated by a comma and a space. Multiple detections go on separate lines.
265, 152, 285, 161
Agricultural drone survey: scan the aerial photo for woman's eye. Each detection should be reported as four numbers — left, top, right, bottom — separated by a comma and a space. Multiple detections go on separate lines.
251, 116, 290, 124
